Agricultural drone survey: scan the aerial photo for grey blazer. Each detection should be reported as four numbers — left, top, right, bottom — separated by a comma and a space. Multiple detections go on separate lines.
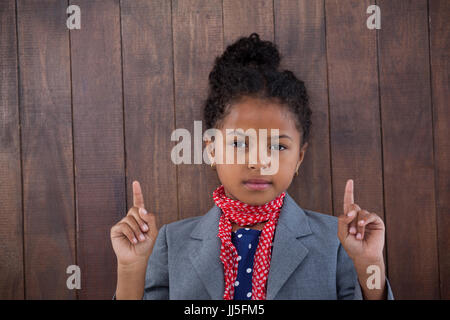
116, 192, 394, 300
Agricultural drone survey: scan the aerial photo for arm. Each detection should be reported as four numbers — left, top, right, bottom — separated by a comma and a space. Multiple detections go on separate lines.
115, 259, 148, 300
353, 256, 386, 300
336, 243, 394, 300
110, 180, 161, 300
337, 179, 394, 300
113, 224, 170, 300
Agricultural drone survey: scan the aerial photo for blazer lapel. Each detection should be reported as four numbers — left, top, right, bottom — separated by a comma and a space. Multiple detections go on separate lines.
189, 205, 224, 299
188, 192, 312, 300
266, 192, 312, 300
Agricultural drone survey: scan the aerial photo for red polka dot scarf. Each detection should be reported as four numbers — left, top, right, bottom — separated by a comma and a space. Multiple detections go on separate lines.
213, 184, 286, 300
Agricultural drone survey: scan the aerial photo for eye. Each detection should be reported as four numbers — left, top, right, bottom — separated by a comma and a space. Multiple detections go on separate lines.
232, 140, 247, 148
270, 144, 286, 151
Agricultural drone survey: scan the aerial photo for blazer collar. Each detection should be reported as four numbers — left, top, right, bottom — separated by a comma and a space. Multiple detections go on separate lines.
188, 191, 313, 299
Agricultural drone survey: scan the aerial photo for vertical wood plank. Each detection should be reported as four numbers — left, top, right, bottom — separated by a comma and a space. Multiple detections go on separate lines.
223, 0, 274, 45
121, 0, 178, 228
274, 0, 333, 215
325, 0, 388, 269
17, 0, 75, 299
172, 0, 223, 220
0, 0, 24, 299
429, 0, 450, 299
378, 0, 439, 299
70, 0, 125, 299
325, 0, 385, 221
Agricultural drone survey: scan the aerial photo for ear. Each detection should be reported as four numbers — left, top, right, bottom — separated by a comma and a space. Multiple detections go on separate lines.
205, 139, 215, 163
296, 142, 308, 169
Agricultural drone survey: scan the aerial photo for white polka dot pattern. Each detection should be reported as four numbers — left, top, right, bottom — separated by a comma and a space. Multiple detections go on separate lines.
213, 184, 286, 300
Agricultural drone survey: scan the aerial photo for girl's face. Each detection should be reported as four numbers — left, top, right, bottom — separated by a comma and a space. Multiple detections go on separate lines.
207, 96, 308, 205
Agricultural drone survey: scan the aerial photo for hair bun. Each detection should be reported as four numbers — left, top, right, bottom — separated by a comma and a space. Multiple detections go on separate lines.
218, 33, 280, 70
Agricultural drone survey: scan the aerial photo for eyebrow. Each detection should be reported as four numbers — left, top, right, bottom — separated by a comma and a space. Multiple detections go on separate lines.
226, 130, 293, 141
272, 134, 293, 141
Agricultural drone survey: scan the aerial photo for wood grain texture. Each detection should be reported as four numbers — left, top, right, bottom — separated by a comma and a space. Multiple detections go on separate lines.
172, 0, 222, 220
70, 0, 125, 299
0, 0, 24, 299
429, 0, 450, 300
378, 0, 439, 299
325, 0, 387, 265
121, 0, 178, 227
325, 0, 385, 219
17, 0, 75, 299
275, 0, 333, 215
223, 0, 274, 45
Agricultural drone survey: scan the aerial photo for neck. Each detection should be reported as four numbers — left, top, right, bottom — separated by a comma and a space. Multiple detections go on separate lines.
231, 221, 266, 232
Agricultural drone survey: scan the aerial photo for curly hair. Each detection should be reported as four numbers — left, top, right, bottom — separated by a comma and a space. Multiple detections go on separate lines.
203, 33, 311, 146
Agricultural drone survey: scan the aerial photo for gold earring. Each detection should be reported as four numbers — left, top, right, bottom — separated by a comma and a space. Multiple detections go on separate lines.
295, 168, 299, 176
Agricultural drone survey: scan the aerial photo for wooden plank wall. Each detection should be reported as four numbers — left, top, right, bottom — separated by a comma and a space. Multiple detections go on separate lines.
0, 0, 448, 299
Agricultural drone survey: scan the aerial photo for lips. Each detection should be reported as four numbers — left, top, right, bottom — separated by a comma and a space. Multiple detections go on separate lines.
245, 179, 271, 184
243, 179, 272, 191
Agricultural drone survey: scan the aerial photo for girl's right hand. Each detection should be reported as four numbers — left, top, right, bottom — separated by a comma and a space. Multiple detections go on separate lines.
110, 181, 159, 266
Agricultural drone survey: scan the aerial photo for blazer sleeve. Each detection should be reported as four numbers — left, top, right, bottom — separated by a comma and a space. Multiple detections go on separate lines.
112, 223, 170, 300
142, 223, 170, 299
336, 243, 394, 300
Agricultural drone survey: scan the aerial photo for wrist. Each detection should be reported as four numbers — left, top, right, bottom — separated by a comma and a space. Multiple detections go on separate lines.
352, 254, 384, 267
353, 256, 387, 300
353, 255, 385, 276
116, 259, 147, 300
118, 258, 148, 272
354, 258, 385, 276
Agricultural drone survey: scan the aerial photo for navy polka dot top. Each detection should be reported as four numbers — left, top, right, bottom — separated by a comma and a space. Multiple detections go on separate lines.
231, 227, 262, 300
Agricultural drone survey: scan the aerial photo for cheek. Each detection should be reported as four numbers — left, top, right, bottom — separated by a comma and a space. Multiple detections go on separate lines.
263, 154, 296, 184
275, 150, 299, 171
216, 164, 242, 181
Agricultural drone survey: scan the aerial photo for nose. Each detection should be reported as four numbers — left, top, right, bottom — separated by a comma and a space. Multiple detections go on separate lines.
248, 149, 271, 170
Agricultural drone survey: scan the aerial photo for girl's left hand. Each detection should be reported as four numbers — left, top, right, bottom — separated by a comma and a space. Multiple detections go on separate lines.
337, 179, 385, 263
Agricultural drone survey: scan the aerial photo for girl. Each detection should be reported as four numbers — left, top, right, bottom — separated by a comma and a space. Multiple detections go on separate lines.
110, 33, 394, 300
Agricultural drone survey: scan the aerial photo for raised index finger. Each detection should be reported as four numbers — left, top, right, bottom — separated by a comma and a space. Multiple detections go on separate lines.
343, 179, 354, 214
132, 180, 145, 209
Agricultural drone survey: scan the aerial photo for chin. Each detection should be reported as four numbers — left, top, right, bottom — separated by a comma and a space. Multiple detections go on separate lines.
240, 189, 277, 205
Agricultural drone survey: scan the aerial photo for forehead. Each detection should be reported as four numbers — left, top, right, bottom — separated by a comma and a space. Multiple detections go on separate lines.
221, 96, 299, 135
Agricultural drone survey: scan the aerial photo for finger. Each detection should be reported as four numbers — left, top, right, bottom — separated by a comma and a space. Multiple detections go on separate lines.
133, 180, 145, 209
349, 211, 359, 236
116, 222, 138, 245
122, 216, 146, 242
128, 207, 149, 233
138, 206, 158, 229
359, 212, 384, 231
343, 179, 354, 214
337, 207, 358, 240
345, 203, 361, 236
356, 210, 371, 240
